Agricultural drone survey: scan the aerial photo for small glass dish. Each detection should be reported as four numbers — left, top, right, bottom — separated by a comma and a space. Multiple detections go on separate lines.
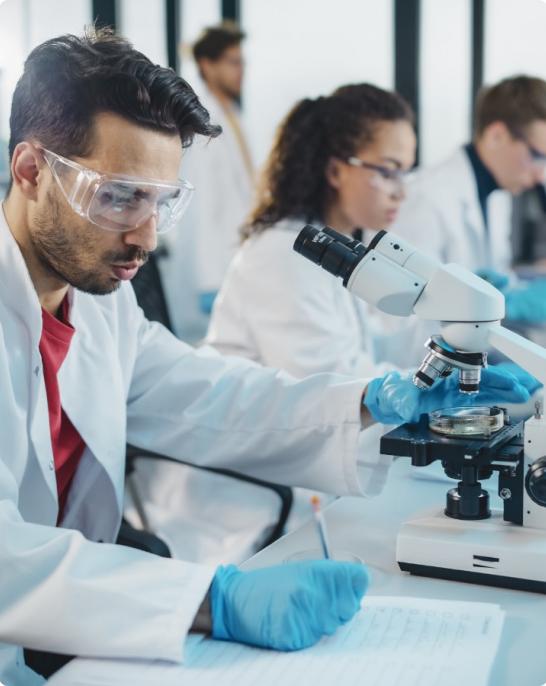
428, 406, 505, 437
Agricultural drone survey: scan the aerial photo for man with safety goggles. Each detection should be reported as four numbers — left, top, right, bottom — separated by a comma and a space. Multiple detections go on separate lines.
0, 28, 530, 686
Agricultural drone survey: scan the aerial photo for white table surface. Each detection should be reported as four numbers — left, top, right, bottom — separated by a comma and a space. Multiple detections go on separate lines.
49, 458, 546, 686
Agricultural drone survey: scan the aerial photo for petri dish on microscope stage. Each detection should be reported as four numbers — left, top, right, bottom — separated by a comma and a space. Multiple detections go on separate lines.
428, 406, 505, 438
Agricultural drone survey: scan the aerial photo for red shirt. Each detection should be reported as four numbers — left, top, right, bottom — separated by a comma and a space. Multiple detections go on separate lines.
39, 297, 86, 521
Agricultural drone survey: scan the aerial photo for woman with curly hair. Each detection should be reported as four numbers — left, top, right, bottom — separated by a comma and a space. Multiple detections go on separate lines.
206, 83, 416, 377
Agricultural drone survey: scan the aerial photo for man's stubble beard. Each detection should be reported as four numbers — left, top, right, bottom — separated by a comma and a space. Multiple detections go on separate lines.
32, 190, 120, 296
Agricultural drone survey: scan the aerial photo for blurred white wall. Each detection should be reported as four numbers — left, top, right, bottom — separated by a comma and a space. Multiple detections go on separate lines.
118, 0, 167, 66
0, 0, 90, 141
419, 0, 472, 166
242, 0, 394, 167
1, 0, 546, 175
180, 0, 221, 89
484, 0, 546, 84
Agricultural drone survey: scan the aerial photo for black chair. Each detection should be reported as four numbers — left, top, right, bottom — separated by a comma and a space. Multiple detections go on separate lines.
126, 249, 293, 555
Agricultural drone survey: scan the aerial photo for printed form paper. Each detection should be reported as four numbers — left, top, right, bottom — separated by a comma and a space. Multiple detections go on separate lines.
48, 596, 504, 686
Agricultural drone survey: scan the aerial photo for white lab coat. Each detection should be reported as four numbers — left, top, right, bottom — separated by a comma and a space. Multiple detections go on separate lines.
160, 85, 255, 343
206, 219, 390, 378
0, 210, 389, 685
203, 218, 393, 530
371, 147, 514, 368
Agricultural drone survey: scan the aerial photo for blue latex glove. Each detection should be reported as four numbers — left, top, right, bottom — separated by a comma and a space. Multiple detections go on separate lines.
211, 561, 368, 651
198, 290, 218, 315
476, 268, 510, 291
493, 361, 542, 395
505, 279, 546, 323
364, 367, 530, 425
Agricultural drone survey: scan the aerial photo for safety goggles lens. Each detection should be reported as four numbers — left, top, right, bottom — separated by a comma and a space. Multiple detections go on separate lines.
89, 180, 193, 234
42, 147, 193, 234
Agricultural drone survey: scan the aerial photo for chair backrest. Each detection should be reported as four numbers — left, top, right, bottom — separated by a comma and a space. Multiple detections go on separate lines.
131, 248, 173, 331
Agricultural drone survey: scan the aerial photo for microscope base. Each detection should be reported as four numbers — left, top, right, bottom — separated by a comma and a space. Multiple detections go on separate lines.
397, 507, 546, 593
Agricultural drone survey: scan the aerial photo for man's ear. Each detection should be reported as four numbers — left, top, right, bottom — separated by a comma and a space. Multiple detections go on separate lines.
198, 57, 215, 83
484, 121, 511, 149
10, 142, 43, 201
325, 157, 344, 190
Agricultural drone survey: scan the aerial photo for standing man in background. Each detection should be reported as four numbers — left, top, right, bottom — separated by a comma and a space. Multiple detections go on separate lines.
161, 22, 255, 343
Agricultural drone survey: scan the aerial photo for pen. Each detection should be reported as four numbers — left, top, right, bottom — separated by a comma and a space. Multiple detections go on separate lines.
311, 495, 331, 559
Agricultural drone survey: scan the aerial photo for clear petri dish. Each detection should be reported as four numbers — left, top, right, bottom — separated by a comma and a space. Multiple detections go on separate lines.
428, 406, 504, 437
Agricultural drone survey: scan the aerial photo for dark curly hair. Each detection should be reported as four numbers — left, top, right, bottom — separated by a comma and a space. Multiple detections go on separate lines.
245, 83, 414, 237
8, 27, 221, 191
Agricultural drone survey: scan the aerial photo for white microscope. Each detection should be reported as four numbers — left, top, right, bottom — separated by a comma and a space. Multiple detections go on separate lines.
294, 224, 546, 593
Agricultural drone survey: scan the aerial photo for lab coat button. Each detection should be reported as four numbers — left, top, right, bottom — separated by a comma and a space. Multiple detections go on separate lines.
34, 365, 40, 376
49, 459, 54, 470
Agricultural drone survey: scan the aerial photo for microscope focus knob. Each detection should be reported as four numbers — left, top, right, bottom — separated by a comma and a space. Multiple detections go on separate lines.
525, 457, 546, 508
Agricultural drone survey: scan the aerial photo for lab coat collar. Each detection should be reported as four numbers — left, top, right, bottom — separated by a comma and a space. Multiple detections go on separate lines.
453, 146, 487, 242
0, 205, 125, 516
0, 204, 79, 334
0, 205, 44, 343
0, 205, 61, 505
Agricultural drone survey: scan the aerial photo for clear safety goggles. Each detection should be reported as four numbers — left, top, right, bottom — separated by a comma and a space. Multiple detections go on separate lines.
347, 156, 410, 196
42, 148, 194, 234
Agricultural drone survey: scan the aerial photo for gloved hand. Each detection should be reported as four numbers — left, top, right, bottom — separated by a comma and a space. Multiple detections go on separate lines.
198, 290, 218, 315
211, 561, 368, 651
504, 279, 546, 323
364, 367, 530, 425
476, 268, 510, 291
493, 361, 543, 395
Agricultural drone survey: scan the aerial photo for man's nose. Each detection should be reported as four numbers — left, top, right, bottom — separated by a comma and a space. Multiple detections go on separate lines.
123, 212, 158, 253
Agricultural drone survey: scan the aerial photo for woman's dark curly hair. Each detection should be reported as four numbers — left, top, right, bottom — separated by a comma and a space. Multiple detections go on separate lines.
244, 83, 414, 237
8, 26, 221, 191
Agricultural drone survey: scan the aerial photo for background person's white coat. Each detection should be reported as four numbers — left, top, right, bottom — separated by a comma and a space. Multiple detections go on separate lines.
369, 147, 513, 369
160, 85, 255, 343
0, 211, 391, 685
207, 219, 391, 378
390, 147, 513, 270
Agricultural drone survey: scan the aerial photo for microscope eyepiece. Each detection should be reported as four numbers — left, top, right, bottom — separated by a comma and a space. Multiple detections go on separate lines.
293, 225, 368, 285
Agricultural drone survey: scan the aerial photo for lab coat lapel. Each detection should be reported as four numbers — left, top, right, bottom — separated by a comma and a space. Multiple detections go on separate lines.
454, 149, 489, 267
488, 190, 513, 272
0, 208, 59, 504
59, 290, 127, 511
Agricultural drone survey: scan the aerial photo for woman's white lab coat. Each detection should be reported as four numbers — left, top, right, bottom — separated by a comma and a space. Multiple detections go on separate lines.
0, 210, 388, 685
368, 146, 513, 369
206, 219, 389, 378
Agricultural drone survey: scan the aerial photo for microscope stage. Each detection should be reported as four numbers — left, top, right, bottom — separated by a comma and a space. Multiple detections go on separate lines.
397, 507, 546, 593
